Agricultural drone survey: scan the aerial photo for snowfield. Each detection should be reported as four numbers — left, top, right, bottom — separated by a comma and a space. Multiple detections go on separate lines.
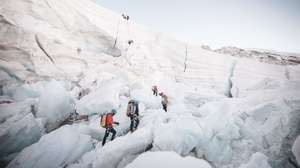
0, 0, 300, 168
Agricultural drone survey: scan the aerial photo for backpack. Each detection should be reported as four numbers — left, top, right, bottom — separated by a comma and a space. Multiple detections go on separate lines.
127, 100, 139, 117
126, 104, 133, 116
100, 114, 107, 128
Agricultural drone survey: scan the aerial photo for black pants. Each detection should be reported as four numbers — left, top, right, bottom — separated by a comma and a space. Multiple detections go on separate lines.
162, 104, 167, 112
130, 116, 139, 132
102, 127, 116, 146
153, 90, 158, 96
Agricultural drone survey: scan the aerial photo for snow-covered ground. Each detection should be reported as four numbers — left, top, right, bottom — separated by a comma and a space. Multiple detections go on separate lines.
1, 0, 300, 168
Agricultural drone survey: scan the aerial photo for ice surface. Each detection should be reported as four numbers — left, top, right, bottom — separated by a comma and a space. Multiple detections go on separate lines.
152, 114, 203, 156
0, 98, 42, 164
37, 80, 74, 131
76, 78, 122, 116
0, 113, 42, 163
68, 124, 153, 168
3, 83, 41, 101
239, 152, 271, 168
1, 0, 300, 167
292, 135, 300, 165
0, 98, 36, 123
125, 151, 211, 168
7, 125, 93, 168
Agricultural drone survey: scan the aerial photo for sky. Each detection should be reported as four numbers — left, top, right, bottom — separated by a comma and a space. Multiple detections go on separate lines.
96, 0, 300, 53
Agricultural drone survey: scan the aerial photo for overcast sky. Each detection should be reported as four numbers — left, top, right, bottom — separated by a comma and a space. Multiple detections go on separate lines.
97, 0, 300, 53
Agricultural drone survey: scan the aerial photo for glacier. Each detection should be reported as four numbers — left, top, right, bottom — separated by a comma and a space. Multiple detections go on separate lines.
0, 0, 300, 168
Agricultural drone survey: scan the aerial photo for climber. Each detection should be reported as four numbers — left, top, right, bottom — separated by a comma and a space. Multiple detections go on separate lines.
122, 14, 129, 20
128, 40, 134, 45
122, 14, 126, 20
159, 92, 168, 112
126, 99, 139, 132
101, 109, 119, 146
77, 48, 81, 54
152, 85, 158, 96
0, 85, 3, 96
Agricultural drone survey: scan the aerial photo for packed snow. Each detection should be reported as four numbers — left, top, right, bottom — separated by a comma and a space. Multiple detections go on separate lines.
1, 0, 300, 168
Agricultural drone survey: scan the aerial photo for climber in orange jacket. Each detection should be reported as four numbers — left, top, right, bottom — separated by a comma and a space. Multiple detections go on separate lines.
102, 109, 119, 146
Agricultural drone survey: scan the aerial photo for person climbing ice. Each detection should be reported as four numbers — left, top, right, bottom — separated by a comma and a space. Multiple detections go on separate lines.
126, 99, 139, 132
152, 85, 158, 96
101, 109, 119, 146
159, 92, 168, 112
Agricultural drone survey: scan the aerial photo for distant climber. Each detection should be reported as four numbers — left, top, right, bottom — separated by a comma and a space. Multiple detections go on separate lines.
0, 85, 3, 96
122, 14, 126, 19
126, 100, 139, 132
128, 40, 134, 45
101, 109, 119, 146
122, 14, 130, 20
73, 109, 79, 116
159, 92, 168, 112
78, 92, 83, 100
77, 88, 90, 100
152, 85, 158, 96
77, 48, 81, 54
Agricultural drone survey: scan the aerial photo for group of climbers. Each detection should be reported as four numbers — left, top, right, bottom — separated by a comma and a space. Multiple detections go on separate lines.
101, 85, 169, 146
101, 100, 140, 146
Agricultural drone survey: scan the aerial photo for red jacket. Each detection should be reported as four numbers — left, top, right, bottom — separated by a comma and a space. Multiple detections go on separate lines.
106, 114, 114, 127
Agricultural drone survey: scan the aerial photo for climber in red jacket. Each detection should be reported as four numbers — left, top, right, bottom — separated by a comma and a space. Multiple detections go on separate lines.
102, 109, 119, 146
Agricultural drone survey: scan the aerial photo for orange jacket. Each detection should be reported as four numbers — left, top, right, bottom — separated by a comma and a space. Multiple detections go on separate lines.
106, 114, 114, 127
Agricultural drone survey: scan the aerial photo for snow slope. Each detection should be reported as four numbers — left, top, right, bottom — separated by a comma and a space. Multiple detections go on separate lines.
1, 0, 300, 168
213, 46, 300, 65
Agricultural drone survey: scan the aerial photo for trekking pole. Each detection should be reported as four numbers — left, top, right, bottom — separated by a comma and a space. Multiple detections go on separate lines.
184, 43, 188, 72
113, 18, 121, 48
